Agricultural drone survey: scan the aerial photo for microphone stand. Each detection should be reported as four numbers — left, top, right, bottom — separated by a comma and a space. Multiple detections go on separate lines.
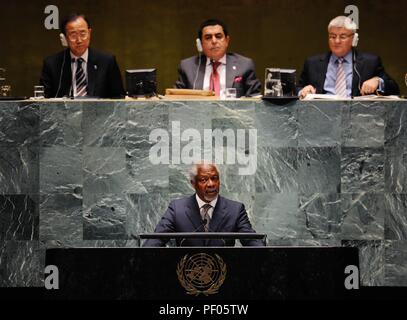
192, 52, 202, 90
180, 219, 207, 247
352, 49, 362, 98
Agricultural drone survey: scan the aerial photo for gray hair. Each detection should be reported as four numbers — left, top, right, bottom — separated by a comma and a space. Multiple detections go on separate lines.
189, 162, 220, 184
328, 16, 357, 33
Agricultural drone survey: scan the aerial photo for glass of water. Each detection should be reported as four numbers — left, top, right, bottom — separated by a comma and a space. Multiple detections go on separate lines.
34, 85, 45, 98
0, 68, 5, 82
0, 68, 12, 97
0, 85, 11, 97
224, 88, 237, 99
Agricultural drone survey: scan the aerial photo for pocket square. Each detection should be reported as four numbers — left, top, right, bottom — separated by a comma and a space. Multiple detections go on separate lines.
233, 76, 243, 83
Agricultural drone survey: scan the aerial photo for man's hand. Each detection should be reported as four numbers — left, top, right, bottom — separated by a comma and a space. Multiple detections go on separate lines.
360, 77, 380, 95
300, 85, 316, 99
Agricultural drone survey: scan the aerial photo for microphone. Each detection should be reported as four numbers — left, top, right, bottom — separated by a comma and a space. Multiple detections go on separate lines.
179, 218, 207, 246
55, 49, 68, 98
352, 49, 362, 97
192, 38, 203, 90
179, 219, 227, 247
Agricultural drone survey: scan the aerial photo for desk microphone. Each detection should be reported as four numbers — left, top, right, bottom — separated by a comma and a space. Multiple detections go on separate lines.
351, 33, 361, 98
180, 219, 207, 246
192, 38, 203, 90
352, 49, 362, 98
179, 219, 228, 247
55, 50, 68, 98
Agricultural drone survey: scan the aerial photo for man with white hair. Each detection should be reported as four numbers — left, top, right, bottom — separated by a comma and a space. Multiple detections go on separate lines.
143, 162, 264, 247
298, 16, 399, 98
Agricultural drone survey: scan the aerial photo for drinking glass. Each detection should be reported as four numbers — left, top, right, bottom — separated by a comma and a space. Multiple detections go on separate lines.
34, 85, 45, 98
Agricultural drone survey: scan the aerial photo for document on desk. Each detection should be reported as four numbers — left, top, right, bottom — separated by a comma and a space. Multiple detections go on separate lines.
352, 95, 401, 100
302, 94, 402, 101
302, 94, 350, 100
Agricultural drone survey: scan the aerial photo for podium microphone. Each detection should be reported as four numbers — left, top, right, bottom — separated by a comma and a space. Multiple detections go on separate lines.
192, 38, 203, 90
179, 218, 208, 247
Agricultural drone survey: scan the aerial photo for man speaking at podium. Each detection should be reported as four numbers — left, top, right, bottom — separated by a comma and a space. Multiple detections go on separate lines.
174, 19, 261, 97
144, 163, 264, 247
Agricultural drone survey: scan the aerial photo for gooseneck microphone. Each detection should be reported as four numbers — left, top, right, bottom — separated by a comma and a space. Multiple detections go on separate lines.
179, 218, 207, 246
54, 49, 67, 98
352, 49, 362, 97
192, 38, 203, 90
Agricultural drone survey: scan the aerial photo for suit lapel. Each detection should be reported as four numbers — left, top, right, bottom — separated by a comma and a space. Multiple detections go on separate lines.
209, 196, 227, 232
226, 54, 238, 88
61, 49, 73, 97
185, 195, 203, 231
87, 48, 97, 96
352, 50, 363, 96
195, 55, 206, 90
317, 53, 330, 93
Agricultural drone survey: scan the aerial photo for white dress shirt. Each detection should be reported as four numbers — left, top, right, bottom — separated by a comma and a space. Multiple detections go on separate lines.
195, 194, 218, 220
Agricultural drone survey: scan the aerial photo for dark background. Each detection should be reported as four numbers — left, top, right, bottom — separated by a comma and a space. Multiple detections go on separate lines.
0, 0, 406, 96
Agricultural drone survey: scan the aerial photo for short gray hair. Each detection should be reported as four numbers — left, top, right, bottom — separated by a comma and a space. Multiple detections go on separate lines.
328, 16, 357, 33
189, 162, 220, 184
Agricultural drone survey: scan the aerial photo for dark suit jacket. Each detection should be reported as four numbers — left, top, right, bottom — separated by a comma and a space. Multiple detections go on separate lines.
175, 53, 262, 97
40, 48, 125, 98
298, 50, 399, 96
143, 195, 264, 247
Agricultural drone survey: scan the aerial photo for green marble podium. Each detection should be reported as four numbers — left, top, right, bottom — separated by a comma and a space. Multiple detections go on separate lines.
0, 98, 406, 288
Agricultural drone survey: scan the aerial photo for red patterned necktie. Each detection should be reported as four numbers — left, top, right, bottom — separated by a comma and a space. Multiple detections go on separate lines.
210, 61, 221, 96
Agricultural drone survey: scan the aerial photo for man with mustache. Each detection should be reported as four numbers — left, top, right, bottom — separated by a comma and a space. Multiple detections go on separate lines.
40, 13, 125, 98
144, 163, 263, 247
175, 19, 261, 98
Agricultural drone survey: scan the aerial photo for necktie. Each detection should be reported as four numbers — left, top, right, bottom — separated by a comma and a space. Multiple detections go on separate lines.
209, 61, 221, 96
201, 203, 212, 232
335, 57, 347, 97
75, 58, 87, 97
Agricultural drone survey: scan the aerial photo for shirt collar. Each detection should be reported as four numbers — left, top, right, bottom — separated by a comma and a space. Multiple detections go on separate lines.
206, 54, 227, 66
70, 49, 89, 63
195, 194, 218, 209
330, 50, 352, 64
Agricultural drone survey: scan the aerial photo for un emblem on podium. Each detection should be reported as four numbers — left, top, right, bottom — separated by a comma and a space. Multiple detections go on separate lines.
176, 253, 227, 296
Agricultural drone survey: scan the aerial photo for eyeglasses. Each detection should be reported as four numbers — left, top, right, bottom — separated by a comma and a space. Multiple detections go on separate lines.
328, 33, 354, 41
67, 30, 89, 41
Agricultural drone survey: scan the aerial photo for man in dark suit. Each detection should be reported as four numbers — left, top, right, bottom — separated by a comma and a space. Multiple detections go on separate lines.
175, 19, 261, 98
144, 163, 264, 247
40, 13, 125, 98
298, 16, 399, 98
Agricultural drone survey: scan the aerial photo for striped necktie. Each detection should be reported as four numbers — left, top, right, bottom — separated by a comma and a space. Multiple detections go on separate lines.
75, 58, 87, 97
335, 57, 347, 97
201, 203, 212, 232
